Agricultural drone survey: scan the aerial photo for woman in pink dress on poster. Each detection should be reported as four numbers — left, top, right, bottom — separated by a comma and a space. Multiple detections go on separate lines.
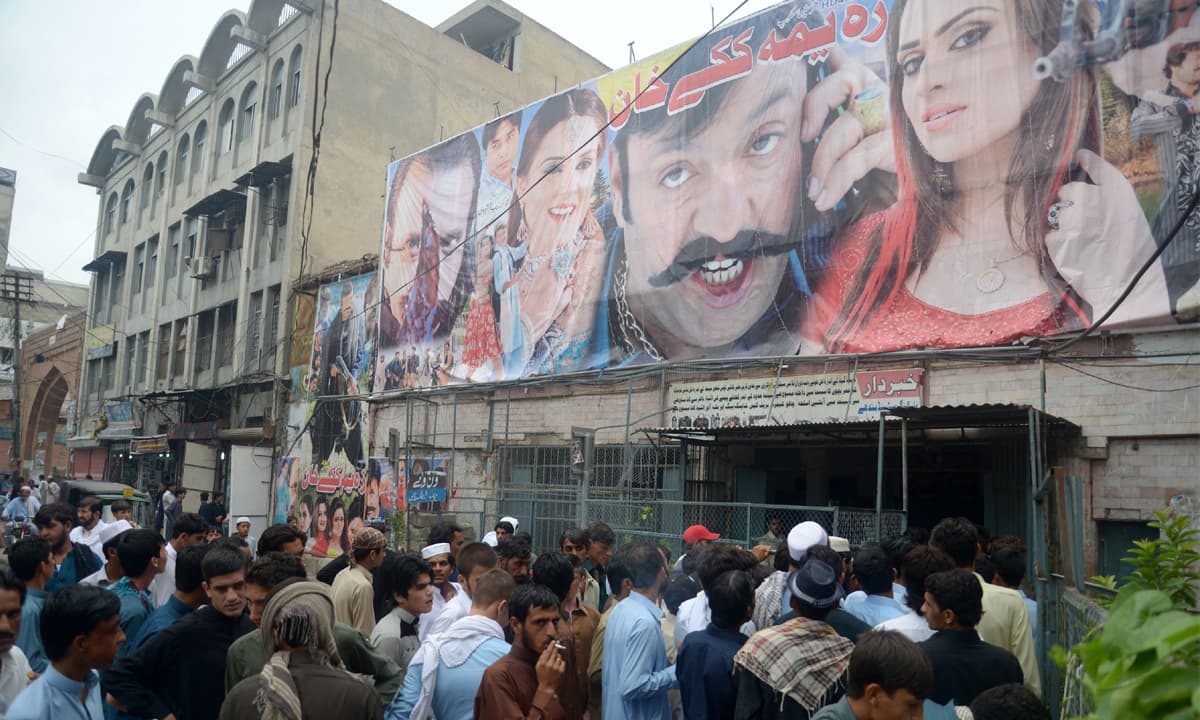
462, 232, 503, 380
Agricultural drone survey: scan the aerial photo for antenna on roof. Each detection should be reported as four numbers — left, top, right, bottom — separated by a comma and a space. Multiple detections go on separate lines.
627, 42, 636, 64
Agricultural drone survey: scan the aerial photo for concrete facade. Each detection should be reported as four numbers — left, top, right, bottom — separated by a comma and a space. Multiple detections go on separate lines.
75, 0, 608, 496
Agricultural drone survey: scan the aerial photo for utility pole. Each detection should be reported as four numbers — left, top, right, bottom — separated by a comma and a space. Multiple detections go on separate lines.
1, 271, 35, 473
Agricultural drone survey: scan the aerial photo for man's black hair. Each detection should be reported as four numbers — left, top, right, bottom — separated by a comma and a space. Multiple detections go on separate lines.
509, 583, 560, 624
697, 545, 758, 593
33, 502, 73, 529
587, 521, 615, 548
512, 531, 533, 548
9, 537, 50, 582
172, 512, 207, 539
175, 542, 212, 593
663, 573, 699, 615
925, 569, 983, 628
494, 521, 515, 535
900, 545, 956, 614
482, 110, 523, 148
969, 683, 1051, 720
930, 517, 980, 568
806, 545, 846, 581
531, 552, 574, 603
458, 542, 498, 579
227, 536, 250, 548
0, 567, 26, 605
257, 523, 307, 555
496, 538, 531, 561
846, 630, 934, 700
200, 492, 210, 502
773, 539, 792, 573
202, 542, 248, 581
625, 542, 666, 590
427, 521, 463, 547
975, 554, 996, 587
853, 546, 894, 596
381, 552, 432, 600
707, 570, 754, 630
991, 547, 1027, 588
40, 584, 121, 662
883, 535, 918, 575
110, 499, 131, 515
245, 551, 307, 590
559, 527, 590, 549
974, 524, 992, 552
78, 495, 104, 515
606, 545, 634, 594
117, 529, 164, 578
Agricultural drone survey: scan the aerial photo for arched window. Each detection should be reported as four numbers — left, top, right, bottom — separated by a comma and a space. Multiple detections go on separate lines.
219, 99, 236, 155
287, 45, 303, 108
156, 151, 168, 194
120, 180, 135, 224
140, 164, 154, 208
175, 134, 190, 186
193, 121, 207, 176
269, 60, 285, 119
239, 82, 258, 142
104, 192, 119, 234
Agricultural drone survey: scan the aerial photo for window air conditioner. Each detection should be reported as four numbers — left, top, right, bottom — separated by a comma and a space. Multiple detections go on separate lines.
189, 255, 213, 279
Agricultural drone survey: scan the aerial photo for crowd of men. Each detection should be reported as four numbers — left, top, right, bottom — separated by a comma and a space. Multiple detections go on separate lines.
0, 487, 1054, 720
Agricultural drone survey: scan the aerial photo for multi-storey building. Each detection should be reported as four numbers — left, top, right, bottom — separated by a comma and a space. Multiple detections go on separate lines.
74, 0, 608, 522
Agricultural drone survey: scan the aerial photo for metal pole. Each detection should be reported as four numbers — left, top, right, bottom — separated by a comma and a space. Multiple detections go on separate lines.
875, 415, 885, 541
449, 392, 458, 496
901, 417, 909, 533
622, 379, 633, 490
10, 288, 21, 471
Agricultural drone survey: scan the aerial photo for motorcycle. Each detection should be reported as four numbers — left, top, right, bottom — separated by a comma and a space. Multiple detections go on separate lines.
3, 516, 33, 552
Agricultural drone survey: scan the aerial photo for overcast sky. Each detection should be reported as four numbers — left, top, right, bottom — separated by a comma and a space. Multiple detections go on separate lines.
0, 0, 780, 287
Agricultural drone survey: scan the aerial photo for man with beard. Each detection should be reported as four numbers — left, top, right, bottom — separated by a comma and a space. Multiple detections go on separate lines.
380, 133, 482, 351
475, 584, 569, 720
598, 8, 889, 364
418, 542, 462, 642
0, 570, 31, 713
34, 503, 102, 594
312, 284, 367, 467
602, 542, 676, 720
70, 495, 108, 557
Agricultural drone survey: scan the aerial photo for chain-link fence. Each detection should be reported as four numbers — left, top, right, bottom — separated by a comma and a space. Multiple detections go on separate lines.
1048, 586, 1108, 719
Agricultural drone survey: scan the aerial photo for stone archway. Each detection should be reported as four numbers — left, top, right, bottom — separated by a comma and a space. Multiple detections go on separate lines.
23, 367, 69, 476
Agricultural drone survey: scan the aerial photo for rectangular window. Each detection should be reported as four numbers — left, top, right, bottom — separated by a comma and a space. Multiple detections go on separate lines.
87, 358, 102, 396
157, 323, 171, 380
173, 320, 187, 379
242, 103, 256, 140
166, 224, 180, 279
269, 82, 282, 119
131, 244, 145, 296
101, 353, 115, 392
217, 303, 237, 367
221, 116, 234, 155
110, 261, 125, 315
196, 311, 214, 372
145, 237, 158, 291
246, 291, 263, 368
123, 337, 135, 389
290, 69, 301, 107
91, 270, 108, 326
264, 284, 280, 370
136, 331, 149, 385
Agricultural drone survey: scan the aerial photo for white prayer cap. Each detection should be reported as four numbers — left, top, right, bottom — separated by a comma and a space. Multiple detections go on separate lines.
99, 519, 133, 545
787, 521, 829, 564
481, 531, 498, 547
499, 516, 519, 531
421, 542, 451, 559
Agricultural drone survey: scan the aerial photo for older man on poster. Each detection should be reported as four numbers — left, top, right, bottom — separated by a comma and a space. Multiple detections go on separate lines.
596, 7, 892, 365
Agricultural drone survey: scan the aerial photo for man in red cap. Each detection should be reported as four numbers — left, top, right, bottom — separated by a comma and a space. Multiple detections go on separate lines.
673, 525, 720, 573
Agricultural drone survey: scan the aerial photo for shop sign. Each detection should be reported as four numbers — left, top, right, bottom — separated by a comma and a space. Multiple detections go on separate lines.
668, 369, 924, 428
406, 460, 448, 504
167, 422, 219, 441
102, 401, 137, 434
130, 436, 169, 455
85, 324, 116, 360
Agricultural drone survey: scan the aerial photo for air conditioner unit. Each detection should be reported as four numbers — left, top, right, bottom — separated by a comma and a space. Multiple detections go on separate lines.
189, 255, 213, 279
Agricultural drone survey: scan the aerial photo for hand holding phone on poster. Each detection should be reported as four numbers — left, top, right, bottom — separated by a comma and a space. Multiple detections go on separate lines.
1045, 149, 1171, 325
800, 47, 895, 213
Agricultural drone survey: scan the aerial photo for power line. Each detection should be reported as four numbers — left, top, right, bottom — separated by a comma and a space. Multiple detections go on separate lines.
1052, 359, 1200, 393
0, 126, 86, 169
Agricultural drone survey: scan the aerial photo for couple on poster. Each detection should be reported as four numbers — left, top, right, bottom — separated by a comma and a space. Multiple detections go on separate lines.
378, 0, 1192, 387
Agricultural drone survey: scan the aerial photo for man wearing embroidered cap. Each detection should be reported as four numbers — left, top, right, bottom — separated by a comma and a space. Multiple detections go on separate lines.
78, 519, 133, 588
331, 526, 387, 635
673, 524, 720, 572
734, 559, 853, 719
418, 541, 463, 642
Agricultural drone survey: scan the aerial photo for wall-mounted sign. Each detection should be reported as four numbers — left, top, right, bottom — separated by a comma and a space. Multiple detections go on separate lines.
85, 325, 115, 360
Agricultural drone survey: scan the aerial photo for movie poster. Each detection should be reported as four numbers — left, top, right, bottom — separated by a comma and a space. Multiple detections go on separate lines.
274, 272, 380, 556
378, 0, 1197, 388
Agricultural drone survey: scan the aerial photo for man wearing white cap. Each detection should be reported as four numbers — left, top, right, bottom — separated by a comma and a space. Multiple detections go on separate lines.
419, 541, 463, 641
78, 519, 133, 587
480, 516, 519, 547
232, 516, 256, 559
754, 521, 828, 629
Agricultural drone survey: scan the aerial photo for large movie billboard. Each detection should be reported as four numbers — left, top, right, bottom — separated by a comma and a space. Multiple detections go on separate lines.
378, 0, 1198, 387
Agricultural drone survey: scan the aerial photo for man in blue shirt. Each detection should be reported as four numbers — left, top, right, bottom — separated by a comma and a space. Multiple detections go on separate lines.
128, 543, 209, 650
2, 487, 39, 525
677, 569, 754, 720
602, 543, 677, 720
842, 547, 907, 628
35, 504, 102, 594
6, 584, 124, 720
390, 568, 514, 720
108, 529, 165, 659
9, 537, 54, 674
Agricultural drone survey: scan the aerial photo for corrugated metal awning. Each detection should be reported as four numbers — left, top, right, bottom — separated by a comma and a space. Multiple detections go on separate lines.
885, 403, 1080, 433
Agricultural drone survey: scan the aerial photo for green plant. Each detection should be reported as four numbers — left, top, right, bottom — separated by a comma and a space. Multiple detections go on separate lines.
1055, 508, 1200, 719
387, 511, 408, 550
